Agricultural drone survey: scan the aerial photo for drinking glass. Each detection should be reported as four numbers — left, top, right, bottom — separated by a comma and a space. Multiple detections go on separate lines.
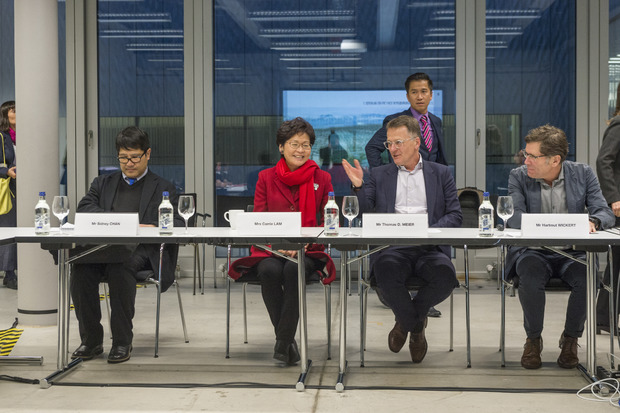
496, 196, 514, 231
52, 196, 70, 234
178, 195, 195, 233
341, 196, 359, 236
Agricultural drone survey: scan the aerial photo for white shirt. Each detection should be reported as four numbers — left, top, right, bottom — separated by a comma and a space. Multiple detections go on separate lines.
395, 157, 427, 214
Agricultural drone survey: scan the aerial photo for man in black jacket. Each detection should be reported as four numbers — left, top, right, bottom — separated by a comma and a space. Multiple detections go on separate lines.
70, 126, 183, 364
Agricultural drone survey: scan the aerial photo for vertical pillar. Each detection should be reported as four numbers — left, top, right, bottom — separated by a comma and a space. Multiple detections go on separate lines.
14, 0, 59, 326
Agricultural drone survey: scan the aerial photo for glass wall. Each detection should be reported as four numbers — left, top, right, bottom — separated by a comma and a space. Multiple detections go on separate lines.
214, 0, 456, 224
97, 0, 185, 192
485, 0, 576, 195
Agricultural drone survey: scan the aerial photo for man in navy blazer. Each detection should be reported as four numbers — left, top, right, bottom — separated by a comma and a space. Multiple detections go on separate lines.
365, 73, 447, 168
70, 126, 183, 364
505, 124, 615, 370
343, 115, 462, 363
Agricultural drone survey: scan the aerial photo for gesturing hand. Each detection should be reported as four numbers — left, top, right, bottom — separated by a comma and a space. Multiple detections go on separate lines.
341, 159, 364, 188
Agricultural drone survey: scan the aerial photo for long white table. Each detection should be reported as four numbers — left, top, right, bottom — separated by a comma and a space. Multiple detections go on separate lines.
320, 227, 620, 392
2, 227, 322, 390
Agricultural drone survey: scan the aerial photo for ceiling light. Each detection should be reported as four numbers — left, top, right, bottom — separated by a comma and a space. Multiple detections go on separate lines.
341, 39, 367, 53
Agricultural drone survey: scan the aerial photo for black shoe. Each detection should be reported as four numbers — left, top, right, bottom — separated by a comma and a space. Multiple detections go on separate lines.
273, 340, 290, 364
71, 344, 104, 360
4, 271, 17, 290
427, 306, 441, 318
107, 344, 132, 363
288, 340, 301, 365
5, 278, 17, 290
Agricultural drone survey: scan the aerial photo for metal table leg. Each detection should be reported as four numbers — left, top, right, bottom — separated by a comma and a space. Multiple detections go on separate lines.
336, 251, 348, 392
296, 247, 311, 391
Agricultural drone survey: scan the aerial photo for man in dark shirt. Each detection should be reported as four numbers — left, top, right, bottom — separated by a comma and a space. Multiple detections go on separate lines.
70, 126, 182, 364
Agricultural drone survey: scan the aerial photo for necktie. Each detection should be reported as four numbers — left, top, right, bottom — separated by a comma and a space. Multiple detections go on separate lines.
420, 115, 432, 151
127, 178, 136, 185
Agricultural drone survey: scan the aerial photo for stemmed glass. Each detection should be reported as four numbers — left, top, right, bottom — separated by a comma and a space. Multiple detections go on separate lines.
52, 196, 70, 234
497, 196, 514, 231
178, 195, 195, 234
341, 196, 359, 236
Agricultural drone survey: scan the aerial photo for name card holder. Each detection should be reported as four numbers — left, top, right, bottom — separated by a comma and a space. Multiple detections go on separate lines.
362, 213, 428, 237
236, 212, 301, 236
74, 213, 139, 236
521, 213, 589, 237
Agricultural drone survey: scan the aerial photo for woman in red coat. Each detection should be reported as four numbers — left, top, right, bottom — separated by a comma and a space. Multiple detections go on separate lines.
229, 117, 335, 365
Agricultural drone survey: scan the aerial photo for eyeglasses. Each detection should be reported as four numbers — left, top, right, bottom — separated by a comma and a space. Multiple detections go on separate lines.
521, 150, 548, 160
288, 141, 312, 151
118, 151, 147, 164
383, 137, 414, 149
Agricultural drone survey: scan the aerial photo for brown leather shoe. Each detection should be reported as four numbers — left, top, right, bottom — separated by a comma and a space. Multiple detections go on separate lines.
388, 321, 408, 353
409, 317, 428, 363
557, 333, 579, 369
521, 337, 543, 369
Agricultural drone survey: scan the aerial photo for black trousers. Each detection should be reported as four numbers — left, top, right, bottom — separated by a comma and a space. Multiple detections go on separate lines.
70, 245, 151, 347
256, 256, 319, 343
373, 246, 458, 332
515, 248, 586, 339
596, 245, 620, 327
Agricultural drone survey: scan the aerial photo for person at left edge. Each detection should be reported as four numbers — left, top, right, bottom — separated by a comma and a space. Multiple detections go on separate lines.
0, 101, 17, 290
228, 117, 336, 366
342, 115, 462, 364
70, 126, 183, 364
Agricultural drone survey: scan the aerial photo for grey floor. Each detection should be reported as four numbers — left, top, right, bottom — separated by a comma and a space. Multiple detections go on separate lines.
0, 272, 618, 412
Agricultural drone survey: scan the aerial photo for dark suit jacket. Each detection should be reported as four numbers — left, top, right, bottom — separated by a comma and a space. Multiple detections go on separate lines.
77, 170, 183, 292
505, 161, 616, 278
365, 109, 447, 168
597, 116, 620, 207
357, 160, 462, 258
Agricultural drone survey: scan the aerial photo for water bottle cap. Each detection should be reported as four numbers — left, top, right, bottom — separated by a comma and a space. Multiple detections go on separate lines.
39, 191, 46, 196
483, 191, 490, 197
328, 191, 335, 196
162, 191, 169, 197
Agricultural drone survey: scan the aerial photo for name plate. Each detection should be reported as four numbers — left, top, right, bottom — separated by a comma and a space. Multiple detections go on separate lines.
362, 213, 428, 237
521, 213, 589, 237
236, 212, 301, 236
74, 213, 139, 236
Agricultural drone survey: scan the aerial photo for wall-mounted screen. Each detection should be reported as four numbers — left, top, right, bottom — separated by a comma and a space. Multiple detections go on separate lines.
283, 89, 443, 167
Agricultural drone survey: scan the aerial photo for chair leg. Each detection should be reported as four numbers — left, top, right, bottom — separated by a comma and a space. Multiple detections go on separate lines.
103, 283, 112, 340
243, 283, 248, 344
324, 284, 331, 360
499, 245, 507, 367
463, 245, 471, 368
154, 282, 161, 358
175, 280, 189, 343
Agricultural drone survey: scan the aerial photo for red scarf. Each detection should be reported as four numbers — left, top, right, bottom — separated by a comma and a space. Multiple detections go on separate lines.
276, 158, 318, 227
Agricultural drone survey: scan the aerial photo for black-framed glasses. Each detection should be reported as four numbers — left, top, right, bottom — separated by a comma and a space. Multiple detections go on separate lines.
383, 137, 414, 149
117, 151, 147, 164
521, 150, 548, 160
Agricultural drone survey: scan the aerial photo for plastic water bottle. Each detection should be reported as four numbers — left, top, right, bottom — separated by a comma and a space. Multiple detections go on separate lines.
324, 191, 339, 236
158, 191, 174, 235
478, 191, 494, 237
34, 191, 51, 235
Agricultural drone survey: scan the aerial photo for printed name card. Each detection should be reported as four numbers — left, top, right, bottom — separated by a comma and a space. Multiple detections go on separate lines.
521, 213, 589, 237
74, 213, 139, 236
362, 213, 428, 237
236, 212, 301, 236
